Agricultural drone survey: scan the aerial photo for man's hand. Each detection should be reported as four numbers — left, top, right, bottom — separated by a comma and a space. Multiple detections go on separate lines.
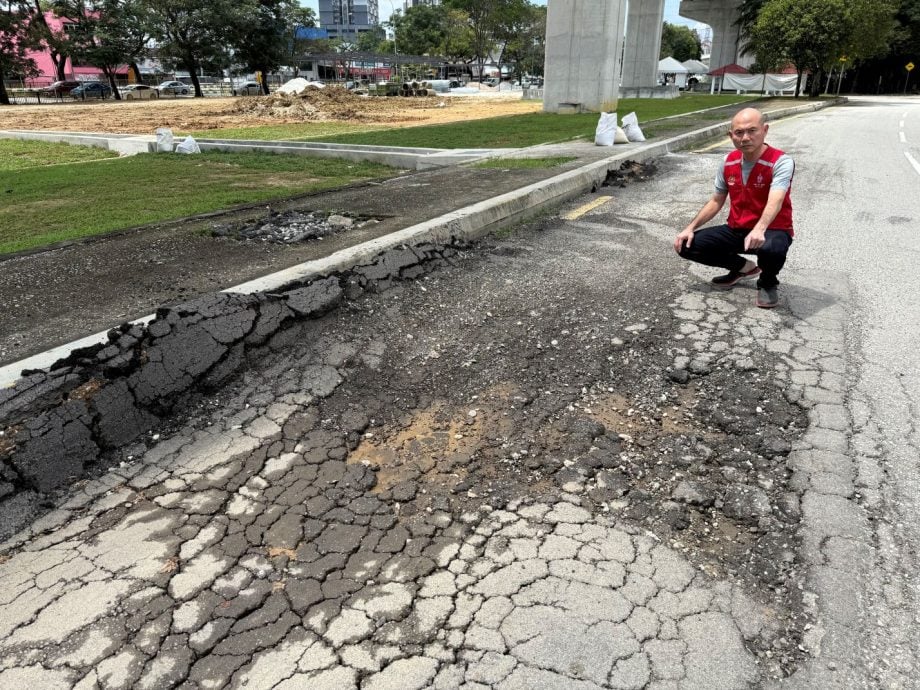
674, 227, 695, 253
744, 229, 765, 251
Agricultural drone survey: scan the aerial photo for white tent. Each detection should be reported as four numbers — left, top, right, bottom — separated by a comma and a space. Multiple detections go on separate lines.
681, 59, 709, 74
658, 56, 689, 88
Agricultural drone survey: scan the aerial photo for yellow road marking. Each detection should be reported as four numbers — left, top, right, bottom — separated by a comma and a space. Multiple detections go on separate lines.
695, 138, 731, 153
563, 195, 613, 220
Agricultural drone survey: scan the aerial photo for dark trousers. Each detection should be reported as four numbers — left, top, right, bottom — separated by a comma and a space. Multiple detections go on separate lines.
678, 224, 792, 288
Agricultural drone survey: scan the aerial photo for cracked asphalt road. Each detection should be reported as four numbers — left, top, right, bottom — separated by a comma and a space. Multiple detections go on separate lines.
1, 157, 825, 689
3, 97, 915, 689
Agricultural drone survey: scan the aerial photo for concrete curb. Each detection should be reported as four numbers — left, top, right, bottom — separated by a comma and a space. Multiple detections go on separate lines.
194, 138, 519, 170
0, 130, 157, 155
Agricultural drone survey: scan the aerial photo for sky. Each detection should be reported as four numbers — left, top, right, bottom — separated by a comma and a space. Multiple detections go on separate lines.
300, 0, 698, 27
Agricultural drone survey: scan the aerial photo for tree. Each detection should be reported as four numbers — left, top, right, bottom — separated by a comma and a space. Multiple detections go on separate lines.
742, 0, 897, 94
230, 0, 293, 94
355, 25, 385, 53
735, 0, 765, 61
142, 0, 239, 97
281, 5, 326, 77
444, 0, 528, 81
55, 0, 152, 100
440, 7, 473, 65
499, 3, 544, 79
751, 0, 849, 97
659, 22, 701, 62
0, 0, 41, 105
389, 4, 447, 56
840, 0, 898, 63
30, 1, 76, 80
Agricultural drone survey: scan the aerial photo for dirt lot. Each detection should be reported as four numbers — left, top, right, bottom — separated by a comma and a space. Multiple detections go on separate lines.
1, 90, 541, 134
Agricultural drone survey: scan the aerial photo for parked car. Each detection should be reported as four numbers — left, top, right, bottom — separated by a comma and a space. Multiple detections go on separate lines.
70, 82, 112, 99
157, 80, 190, 96
231, 81, 262, 96
119, 84, 159, 100
36, 80, 81, 97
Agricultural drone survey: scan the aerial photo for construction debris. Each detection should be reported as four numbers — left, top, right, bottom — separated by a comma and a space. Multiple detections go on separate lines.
229, 85, 443, 122
603, 159, 658, 187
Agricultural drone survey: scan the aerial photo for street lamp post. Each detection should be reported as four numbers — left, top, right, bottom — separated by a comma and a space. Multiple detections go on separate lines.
385, 0, 398, 81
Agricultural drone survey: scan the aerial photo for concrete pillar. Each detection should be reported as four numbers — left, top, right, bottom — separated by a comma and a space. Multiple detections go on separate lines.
679, 0, 749, 71
543, 0, 628, 113
621, 0, 666, 88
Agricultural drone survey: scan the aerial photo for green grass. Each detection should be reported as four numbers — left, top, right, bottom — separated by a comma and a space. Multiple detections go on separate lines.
186, 93, 760, 148
0, 139, 119, 171
188, 121, 388, 141
0, 149, 396, 255
309, 94, 761, 149
473, 156, 576, 169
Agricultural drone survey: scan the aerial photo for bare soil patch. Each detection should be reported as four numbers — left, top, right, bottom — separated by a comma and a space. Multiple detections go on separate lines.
0, 92, 540, 134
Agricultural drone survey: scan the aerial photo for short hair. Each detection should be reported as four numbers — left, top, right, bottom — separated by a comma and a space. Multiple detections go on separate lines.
730, 107, 766, 127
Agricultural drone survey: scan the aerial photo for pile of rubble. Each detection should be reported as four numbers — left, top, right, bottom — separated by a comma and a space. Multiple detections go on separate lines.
212, 210, 378, 244
229, 85, 443, 122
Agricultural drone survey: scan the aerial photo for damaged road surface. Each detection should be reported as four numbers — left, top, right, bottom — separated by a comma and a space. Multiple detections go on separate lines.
0, 152, 846, 689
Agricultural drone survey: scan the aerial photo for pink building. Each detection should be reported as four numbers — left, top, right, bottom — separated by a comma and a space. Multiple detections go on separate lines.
24, 12, 128, 85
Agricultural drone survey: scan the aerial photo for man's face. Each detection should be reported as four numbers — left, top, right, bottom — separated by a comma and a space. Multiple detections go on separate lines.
728, 113, 768, 155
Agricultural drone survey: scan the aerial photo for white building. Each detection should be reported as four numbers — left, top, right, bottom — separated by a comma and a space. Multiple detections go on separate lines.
319, 0, 379, 40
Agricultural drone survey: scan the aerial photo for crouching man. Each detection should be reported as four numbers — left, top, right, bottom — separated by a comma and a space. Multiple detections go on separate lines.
673, 107, 794, 309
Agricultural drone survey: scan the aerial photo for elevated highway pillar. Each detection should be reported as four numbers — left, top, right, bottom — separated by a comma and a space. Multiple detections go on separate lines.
679, 0, 749, 71
542, 0, 627, 113
621, 0, 666, 89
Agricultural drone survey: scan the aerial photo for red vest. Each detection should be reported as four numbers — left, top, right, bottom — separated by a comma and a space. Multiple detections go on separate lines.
725, 145, 794, 236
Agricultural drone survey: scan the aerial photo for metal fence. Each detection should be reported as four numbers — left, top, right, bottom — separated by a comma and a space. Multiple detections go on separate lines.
1, 76, 282, 105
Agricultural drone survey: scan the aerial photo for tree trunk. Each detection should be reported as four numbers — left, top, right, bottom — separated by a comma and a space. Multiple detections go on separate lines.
794, 70, 802, 98
0, 68, 10, 106
30, 1, 66, 80
104, 67, 121, 100
809, 67, 823, 97
185, 58, 203, 97
257, 65, 270, 94
130, 61, 143, 85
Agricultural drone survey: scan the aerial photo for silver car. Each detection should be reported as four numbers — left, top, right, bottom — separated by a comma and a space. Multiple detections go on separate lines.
232, 81, 262, 96
119, 84, 159, 100
157, 80, 190, 96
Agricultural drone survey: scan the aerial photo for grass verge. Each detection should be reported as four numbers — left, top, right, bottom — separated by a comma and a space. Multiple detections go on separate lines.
188, 121, 387, 141
0, 139, 119, 171
0, 149, 397, 255
187, 94, 761, 148
473, 156, 576, 169
308, 94, 760, 148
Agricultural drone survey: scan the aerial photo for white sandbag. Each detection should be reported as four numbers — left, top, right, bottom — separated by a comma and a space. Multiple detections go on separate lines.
155, 127, 174, 152
621, 112, 646, 142
594, 111, 618, 146
175, 135, 201, 154
615, 126, 629, 144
